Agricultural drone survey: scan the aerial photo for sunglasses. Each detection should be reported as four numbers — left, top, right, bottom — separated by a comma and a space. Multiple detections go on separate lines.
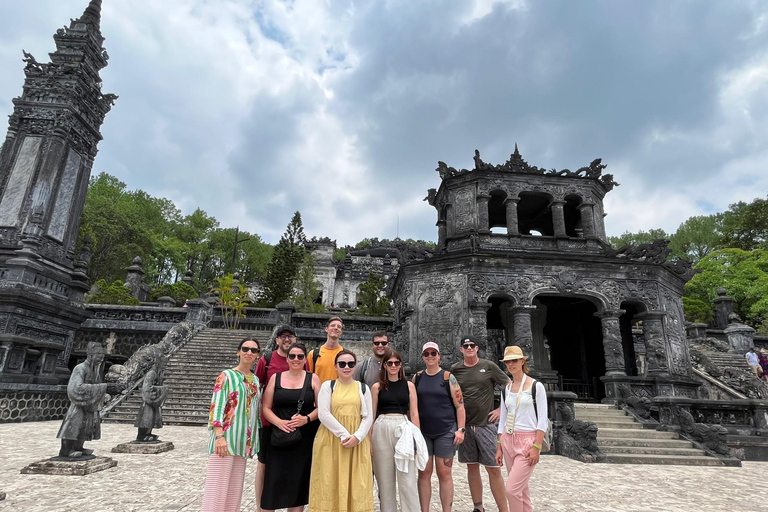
278, 334, 296, 340
287, 353, 305, 360
240, 347, 260, 354
336, 361, 356, 369
372, 341, 389, 346
462, 343, 477, 349
385, 360, 402, 367
422, 351, 438, 357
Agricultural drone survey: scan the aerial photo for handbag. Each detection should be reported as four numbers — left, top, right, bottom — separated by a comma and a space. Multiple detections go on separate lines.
270, 372, 311, 448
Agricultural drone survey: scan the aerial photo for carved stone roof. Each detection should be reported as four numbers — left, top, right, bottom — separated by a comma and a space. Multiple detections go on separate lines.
434, 145, 620, 192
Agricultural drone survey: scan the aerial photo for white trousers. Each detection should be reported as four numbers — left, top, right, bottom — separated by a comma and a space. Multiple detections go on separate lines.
373, 415, 420, 512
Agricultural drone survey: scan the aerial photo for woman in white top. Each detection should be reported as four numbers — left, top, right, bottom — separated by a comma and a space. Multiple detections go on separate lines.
494, 346, 548, 512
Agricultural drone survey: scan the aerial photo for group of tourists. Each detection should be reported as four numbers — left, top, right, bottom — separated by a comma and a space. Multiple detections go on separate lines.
201, 316, 549, 512
746, 347, 768, 381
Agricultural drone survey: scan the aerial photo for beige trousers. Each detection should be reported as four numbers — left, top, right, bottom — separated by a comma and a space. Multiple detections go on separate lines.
372, 415, 420, 512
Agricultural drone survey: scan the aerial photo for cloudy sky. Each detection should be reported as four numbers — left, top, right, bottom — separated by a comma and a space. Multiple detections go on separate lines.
1, 0, 767, 246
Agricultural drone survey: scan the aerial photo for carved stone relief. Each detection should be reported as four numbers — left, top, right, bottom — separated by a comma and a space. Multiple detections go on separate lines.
660, 287, 691, 376
414, 275, 466, 364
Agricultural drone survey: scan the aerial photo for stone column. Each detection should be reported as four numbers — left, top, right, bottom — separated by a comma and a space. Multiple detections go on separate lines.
550, 201, 566, 237
512, 305, 537, 369
124, 256, 146, 301
579, 202, 596, 238
636, 311, 668, 375
436, 219, 447, 249
468, 301, 492, 352
595, 309, 627, 375
477, 194, 491, 234
504, 197, 520, 236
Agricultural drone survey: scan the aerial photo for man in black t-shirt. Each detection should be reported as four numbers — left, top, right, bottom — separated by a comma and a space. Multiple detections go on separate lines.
451, 336, 509, 512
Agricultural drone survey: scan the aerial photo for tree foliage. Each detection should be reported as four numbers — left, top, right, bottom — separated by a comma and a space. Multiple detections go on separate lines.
78, 173, 272, 291
356, 271, 391, 316
684, 248, 768, 332
720, 195, 768, 251
148, 282, 199, 305
85, 279, 140, 306
258, 212, 307, 307
607, 229, 669, 250
291, 253, 325, 313
212, 274, 251, 329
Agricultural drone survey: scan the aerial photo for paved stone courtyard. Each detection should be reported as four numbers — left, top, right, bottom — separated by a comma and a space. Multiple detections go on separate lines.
0, 421, 764, 511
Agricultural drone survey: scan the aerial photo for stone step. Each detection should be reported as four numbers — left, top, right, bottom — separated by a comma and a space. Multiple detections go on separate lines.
104, 414, 209, 426
598, 437, 693, 448
600, 446, 706, 456
604, 453, 723, 466
598, 428, 680, 439
575, 413, 634, 423
573, 403, 618, 410
588, 421, 644, 429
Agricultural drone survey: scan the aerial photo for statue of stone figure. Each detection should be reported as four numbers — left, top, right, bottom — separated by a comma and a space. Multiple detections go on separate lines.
134, 355, 169, 442
57, 342, 107, 458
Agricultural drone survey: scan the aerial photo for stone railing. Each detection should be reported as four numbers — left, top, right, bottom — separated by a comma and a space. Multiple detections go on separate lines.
547, 390, 605, 463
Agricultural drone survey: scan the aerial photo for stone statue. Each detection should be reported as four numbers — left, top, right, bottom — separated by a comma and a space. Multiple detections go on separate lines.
678, 408, 731, 456
57, 342, 108, 458
134, 354, 169, 442
555, 402, 604, 462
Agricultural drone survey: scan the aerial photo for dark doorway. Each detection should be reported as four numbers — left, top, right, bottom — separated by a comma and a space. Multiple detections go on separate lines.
535, 295, 605, 401
485, 296, 509, 363
619, 303, 641, 376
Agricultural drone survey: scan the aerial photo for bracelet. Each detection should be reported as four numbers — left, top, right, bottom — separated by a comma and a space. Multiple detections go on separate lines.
532, 443, 541, 451
215, 433, 225, 439
496, 440, 501, 445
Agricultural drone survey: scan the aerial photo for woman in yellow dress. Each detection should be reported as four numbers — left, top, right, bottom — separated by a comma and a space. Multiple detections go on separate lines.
309, 349, 374, 512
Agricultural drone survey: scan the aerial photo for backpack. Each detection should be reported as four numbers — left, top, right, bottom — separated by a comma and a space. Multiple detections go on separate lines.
501, 378, 552, 452
358, 357, 373, 383
308, 349, 321, 371
259, 352, 273, 391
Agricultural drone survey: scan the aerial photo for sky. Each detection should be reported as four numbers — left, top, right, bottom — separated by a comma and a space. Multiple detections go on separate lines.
1, 0, 768, 246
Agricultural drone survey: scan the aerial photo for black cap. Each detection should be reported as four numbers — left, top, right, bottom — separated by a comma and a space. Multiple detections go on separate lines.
275, 324, 296, 336
460, 336, 479, 346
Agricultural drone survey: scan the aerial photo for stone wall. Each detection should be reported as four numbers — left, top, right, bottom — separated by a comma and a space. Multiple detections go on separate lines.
0, 385, 69, 423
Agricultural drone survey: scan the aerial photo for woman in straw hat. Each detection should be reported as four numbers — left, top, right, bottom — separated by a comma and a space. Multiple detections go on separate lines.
494, 346, 548, 512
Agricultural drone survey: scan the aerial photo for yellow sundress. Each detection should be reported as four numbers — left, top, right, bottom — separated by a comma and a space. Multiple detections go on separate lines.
308, 381, 374, 512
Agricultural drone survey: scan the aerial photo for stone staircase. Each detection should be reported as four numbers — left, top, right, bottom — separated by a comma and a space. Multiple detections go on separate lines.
104, 329, 271, 426
574, 403, 723, 466
702, 351, 752, 371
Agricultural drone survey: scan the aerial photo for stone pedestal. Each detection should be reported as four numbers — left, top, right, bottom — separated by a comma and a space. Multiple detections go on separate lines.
21, 456, 117, 476
725, 321, 755, 353
112, 440, 174, 454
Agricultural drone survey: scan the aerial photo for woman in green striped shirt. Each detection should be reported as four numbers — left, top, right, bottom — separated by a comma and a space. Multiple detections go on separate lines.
202, 338, 261, 512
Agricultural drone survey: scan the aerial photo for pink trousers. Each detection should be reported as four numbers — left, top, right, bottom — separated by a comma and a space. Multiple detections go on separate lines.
500, 431, 537, 512
201, 454, 247, 512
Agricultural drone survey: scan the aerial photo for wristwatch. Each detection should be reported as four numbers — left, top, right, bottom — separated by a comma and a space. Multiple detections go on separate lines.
457, 427, 466, 433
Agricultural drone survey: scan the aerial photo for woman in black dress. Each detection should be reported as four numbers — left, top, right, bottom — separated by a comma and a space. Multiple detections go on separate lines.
261, 342, 321, 512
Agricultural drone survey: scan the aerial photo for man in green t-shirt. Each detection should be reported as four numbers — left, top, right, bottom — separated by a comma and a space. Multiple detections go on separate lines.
451, 336, 510, 512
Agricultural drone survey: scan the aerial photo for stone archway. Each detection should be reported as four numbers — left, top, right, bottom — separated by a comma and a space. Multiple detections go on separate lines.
533, 294, 606, 401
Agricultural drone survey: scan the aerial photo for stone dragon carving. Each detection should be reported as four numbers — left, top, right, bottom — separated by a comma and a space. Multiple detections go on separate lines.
555, 402, 605, 462
677, 408, 731, 456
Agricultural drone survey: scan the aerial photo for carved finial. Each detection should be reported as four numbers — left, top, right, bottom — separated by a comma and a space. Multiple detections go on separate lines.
80, 0, 103, 26
514, 143, 520, 157
132, 256, 143, 266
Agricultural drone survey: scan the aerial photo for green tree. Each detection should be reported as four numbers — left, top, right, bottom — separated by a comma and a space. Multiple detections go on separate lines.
212, 274, 251, 329
720, 195, 768, 251
86, 279, 140, 305
607, 229, 669, 249
356, 271, 391, 316
148, 282, 199, 305
684, 248, 768, 332
291, 253, 325, 313
682, 296, 714, 324
669, 214, 724, 263
258, 212, 306, 306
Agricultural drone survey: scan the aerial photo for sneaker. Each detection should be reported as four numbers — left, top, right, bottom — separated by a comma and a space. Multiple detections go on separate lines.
472, 508, 483, 512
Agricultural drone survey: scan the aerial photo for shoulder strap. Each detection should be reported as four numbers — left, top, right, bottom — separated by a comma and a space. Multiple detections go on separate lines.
414, 370, 423, 388
442, 370, 453, 399
312, 348, 321, 369
330, 379, 336, 393
531, 378, 538, 421
274, 371, 281, 389
264, 351, 272, 374
360, 381, 367, 395
360, 358, 371, 382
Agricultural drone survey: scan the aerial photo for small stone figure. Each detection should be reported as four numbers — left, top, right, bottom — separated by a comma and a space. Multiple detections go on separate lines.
134, 355, 169, 442
57, 342, 108, 459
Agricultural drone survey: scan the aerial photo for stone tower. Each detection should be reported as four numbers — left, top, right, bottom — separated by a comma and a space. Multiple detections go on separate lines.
392, 147, 699, 402
0, 1, 116, 386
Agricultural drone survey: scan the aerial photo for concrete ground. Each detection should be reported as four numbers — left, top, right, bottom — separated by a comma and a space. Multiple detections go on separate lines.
0, 421, 764, 512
